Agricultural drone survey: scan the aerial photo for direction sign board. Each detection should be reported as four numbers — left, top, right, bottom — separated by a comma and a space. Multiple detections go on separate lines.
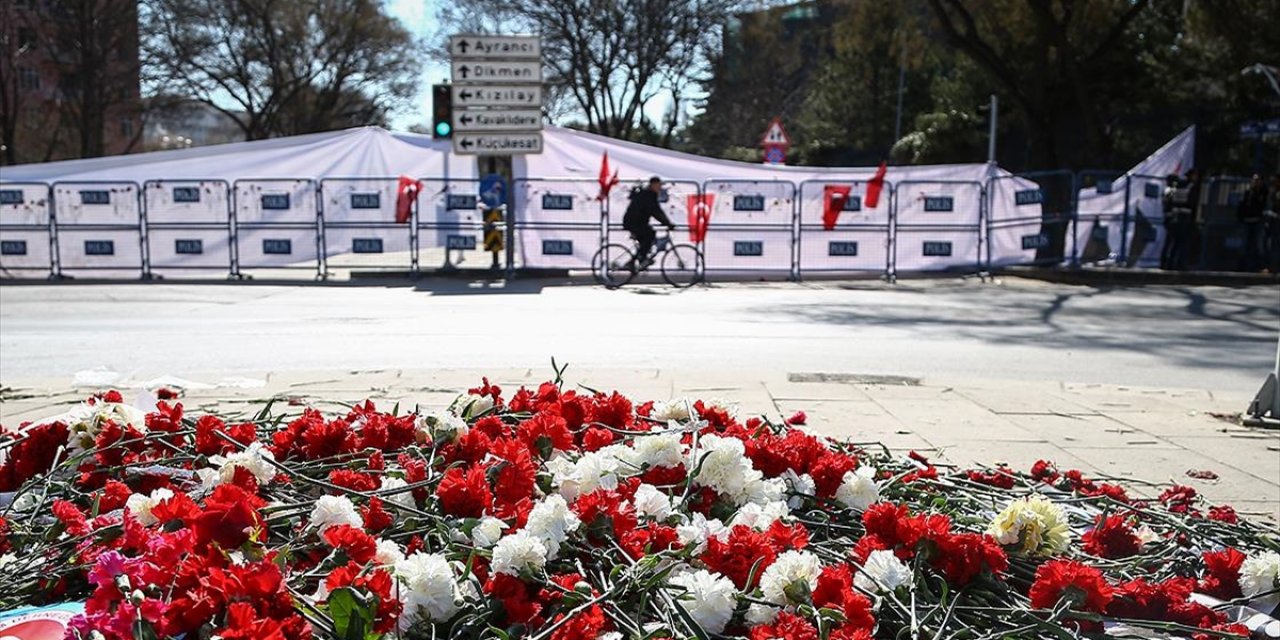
453, 133, 544, 155
451, 85, 543, 107
450, 35, 540, 60
454, 108, 542, 132
451, 61, 541, 84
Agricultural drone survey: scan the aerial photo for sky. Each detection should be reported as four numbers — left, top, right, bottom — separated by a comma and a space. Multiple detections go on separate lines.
384, 0, 679, 132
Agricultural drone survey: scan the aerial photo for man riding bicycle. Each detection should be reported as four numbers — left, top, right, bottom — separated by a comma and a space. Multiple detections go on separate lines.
623, 176, 676, 269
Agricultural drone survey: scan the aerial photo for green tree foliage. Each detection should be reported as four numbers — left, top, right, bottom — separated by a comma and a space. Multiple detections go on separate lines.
142, 0, 420, 140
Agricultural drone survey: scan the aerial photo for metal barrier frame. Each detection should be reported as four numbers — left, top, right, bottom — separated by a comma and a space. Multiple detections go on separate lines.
607, 178, 704, 273
319, 177, 416, 275
142, 179, 234, 278
0, 181, 57, 277
985, 170, 1078, 268
231, 178, 323, 278
510, 177, 606, 272
50, 180, 145, 278
891, 179, 985, 276
414, 177, 488, 272
1074, 169, 1128, 265
699, 178, 798, 278
1198, 176, 1251, 271
795, 178, 894, 279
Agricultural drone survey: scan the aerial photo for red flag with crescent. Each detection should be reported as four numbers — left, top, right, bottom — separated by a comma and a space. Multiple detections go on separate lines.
865, 161, 888, 209
395, 175, 422, 224
686, 193, 715, 243
822, 185, 852, 230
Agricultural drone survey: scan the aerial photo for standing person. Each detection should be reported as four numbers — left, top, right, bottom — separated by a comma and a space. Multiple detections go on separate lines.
1236, 174, 1269, 272
623, 176, 676, 269
1161, 174, 1191, 270
1183, 169, 1204, 269
1266, 174, 1280, 273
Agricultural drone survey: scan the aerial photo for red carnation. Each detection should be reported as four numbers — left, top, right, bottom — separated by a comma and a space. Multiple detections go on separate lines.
327, 469, 380, 492
748, 611, 820, 640
701, 525, 778, 589
810, 452, 858, 497
362, 496, 394, 533
323, 525, 378, 564
932, 532, 1008, 585
436, 465, 492, 518
485, 573, 543, 626
812, 564, 875, 630
1199, 548, 1245, 600
1082, 515, 1142, 559
1207, 505, 1238, 524
52, 499, 91, 536
1030, 459, 1060, 483
194, 485, 264, 548
0, 421, 70, 491
516, 412, 574, 458
1029, 560, 1114, 632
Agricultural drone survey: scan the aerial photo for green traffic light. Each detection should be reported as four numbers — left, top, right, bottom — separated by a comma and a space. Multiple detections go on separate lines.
435, 121, 451, 137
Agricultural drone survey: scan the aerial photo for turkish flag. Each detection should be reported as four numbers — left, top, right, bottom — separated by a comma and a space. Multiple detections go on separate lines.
822, 185, 852, 230
395, 175, 422, 224
596, 152, 619, 201
865, 161, 888, 209
686, 193, 715, 243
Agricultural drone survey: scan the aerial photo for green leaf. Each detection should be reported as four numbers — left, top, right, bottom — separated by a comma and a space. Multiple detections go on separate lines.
329, 587, 375, 640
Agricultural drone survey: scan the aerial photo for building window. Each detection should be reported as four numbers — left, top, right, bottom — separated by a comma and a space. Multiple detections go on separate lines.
120, 118, 134, 138
18, 68, 40, 90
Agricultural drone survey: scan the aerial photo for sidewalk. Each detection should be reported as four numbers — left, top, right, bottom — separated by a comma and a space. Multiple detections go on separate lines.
3, 367, 1276, 523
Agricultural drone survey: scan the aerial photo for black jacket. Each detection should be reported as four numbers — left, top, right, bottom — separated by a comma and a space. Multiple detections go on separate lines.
1238, 186, 1267, 223
623, 188, 675, 230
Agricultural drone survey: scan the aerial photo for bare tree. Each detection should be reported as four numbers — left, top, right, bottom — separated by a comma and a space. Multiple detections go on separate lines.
142, 0, 421, 139
442, 0, 742, 141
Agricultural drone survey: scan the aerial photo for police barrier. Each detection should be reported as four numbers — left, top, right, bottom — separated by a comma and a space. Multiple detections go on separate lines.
320, 178, 415, 273
699, 179, 796, 276
0, 182, 55, 277
416, 178, 486, 271
143, 180, 233, 277
52, 181, 144, 277
1074, 170, 1127, 264
892, 180, 983, 274
512, 178, 603, 270
1122, 173, 1171, 268
986, 171, 1075, 267
233, 179, 321, 277
1199, 176, 1251, 271
796, 179, 892, 277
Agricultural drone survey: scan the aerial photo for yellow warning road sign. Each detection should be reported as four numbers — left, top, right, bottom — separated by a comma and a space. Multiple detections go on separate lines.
483, 208, 504, 252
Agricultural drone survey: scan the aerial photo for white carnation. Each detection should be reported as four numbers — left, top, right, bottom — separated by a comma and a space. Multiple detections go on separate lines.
309, 495, 363, 532
631, 432, 686, 470
124, 488, 174, 526
417, 411, 468, 444
396, 552, 461, 626
669, 570, 737, 634
782, 470, 816, 509
854, 549, 911, 593
689, 435, 763, 505
677, 513, 728, 555
729, 501, 790, 531
60, 402, 149, 454
491, 530, 547, 576
555, 450, 620, 501
213, 442, 277, 485
375, 539, 405, 567
1240, 550, 1280, 612
835, 465, 879, 511
471, 516, 508, 549
379, 477, 415, 511
634, 484, 674, 520
524, 495, 581, 559
449, 393, 494, 419
650, 399, 693, 423
745, 602, 778, 625
744, 476, 786, 506
759, 550, 822, 606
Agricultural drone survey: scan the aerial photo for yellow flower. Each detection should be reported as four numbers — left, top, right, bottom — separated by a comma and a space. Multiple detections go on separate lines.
987, 495, 1071, 557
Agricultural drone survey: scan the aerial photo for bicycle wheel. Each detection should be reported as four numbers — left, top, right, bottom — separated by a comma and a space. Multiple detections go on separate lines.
591, 243, 637, 289
661, 243, 704, 288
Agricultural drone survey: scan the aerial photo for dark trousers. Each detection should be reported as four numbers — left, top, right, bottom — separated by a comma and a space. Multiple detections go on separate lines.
628, 224, 655, 262
1161, 221, 1191, 270
1241, 220, 1263, 271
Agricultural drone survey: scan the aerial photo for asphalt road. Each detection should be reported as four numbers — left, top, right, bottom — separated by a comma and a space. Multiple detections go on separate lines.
0, 277, 1276, 392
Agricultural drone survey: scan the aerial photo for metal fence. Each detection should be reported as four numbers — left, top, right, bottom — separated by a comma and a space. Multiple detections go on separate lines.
0, 171, 1265, 281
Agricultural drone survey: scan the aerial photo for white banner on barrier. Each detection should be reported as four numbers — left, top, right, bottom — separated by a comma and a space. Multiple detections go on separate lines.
237, 227, 318, 268
796, 181, 888, 272
894, 181, 982, 271
235, 180, 316, 224
56, 229, 143, 271
987, 175, 1055, 267
513, 179, 599, 269
0, 183, 51, 226
418, 183, 483, 250
518, 225, 598, 269
148, 229, 233, 270
145, 181, 230, 224
53, 182, 139, 225
0, 228, 53, 273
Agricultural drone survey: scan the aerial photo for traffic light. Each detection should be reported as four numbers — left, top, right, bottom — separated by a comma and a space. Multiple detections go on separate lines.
432, 84, 453, 139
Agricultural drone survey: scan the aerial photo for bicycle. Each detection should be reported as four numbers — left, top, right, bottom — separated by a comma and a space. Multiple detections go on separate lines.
591, 231, 704, 289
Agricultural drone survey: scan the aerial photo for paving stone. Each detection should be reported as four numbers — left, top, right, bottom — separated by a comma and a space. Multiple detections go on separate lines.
1160, 434, 1280, 486
1060, 445, 1277, 513
1015, 413, 1182, 449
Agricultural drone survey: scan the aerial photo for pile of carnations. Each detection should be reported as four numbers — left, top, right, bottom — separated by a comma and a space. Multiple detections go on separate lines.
0, 378, 1277, 639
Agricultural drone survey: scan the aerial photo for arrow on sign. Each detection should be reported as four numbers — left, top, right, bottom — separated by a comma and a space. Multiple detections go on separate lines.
458, 65, 470, 79
461, 138, 474, 149
460, 90, 473, 100
460, 114, 474, 125
458, 40, 469, 53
